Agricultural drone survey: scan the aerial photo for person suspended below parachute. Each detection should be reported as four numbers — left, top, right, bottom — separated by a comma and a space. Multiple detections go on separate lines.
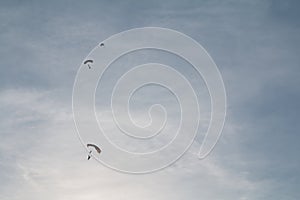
87, 143, 102, 160
83, 59, 93, 69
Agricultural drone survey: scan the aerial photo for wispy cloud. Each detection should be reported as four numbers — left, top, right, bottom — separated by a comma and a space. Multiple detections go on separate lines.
1, 0, 300, 199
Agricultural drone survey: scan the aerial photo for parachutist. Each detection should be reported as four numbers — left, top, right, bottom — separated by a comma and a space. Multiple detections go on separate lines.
87, 144, 101, 160
84, 59, 93, 69
87, 150, 92, 160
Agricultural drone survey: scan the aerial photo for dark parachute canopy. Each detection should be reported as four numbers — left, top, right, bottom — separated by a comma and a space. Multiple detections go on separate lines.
84, 59, 93, 69
83, 59, 93, 64
87, 143, 101, 154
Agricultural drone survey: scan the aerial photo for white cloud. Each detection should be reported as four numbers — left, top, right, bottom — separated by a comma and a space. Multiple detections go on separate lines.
0, 86, 262, 200
1, 0, 299, 199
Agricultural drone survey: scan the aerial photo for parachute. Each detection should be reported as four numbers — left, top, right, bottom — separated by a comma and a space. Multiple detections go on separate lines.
100, 43, 104, 47
87, 143, 101, 160
87, 143, 101, 154
83, 59, 93, 69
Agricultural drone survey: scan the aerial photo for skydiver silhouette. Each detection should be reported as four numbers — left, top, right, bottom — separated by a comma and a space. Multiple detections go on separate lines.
87, 150, 92, 160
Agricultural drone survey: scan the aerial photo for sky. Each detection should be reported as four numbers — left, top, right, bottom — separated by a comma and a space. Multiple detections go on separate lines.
0, 0, 300, 199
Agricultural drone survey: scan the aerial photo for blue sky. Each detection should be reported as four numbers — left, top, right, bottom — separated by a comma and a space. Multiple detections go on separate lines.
0, 0, 299, 199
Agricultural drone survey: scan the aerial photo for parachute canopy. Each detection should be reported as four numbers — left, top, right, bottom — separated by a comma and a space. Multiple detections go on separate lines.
87, 143, 101, 154
83, 59, 93, 65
